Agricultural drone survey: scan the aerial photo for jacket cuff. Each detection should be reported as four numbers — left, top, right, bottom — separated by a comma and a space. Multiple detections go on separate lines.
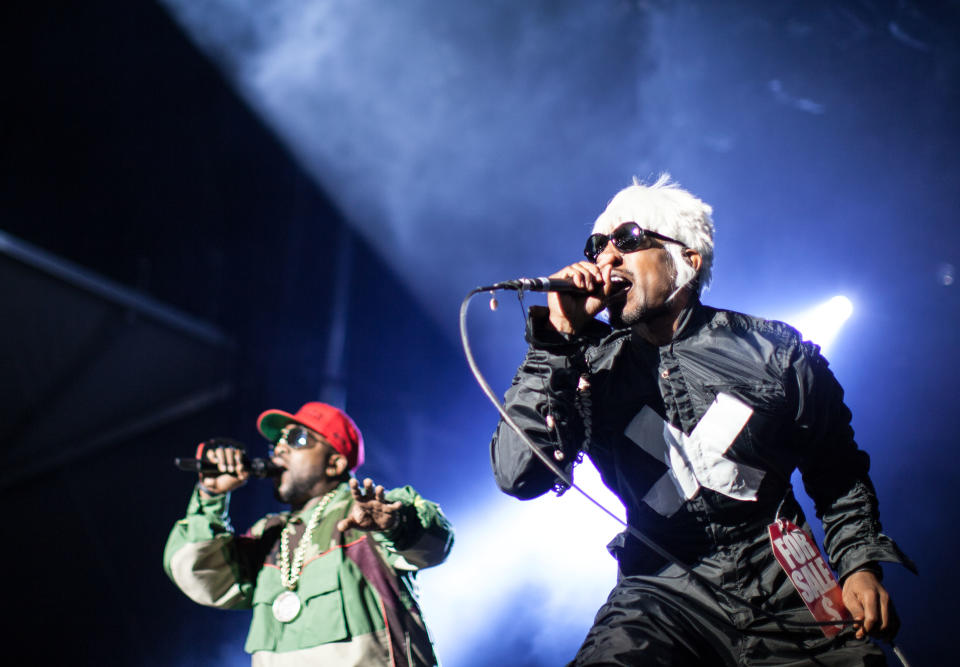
839, 561, 883, 584
835, 534, 917, 580
381, 500, 424, 551
525, 306, 611, 351
187, 484, 230, 519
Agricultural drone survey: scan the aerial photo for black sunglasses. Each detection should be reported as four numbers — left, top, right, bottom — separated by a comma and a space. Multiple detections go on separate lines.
583, 222, 686, 263
269, 424, 312, 456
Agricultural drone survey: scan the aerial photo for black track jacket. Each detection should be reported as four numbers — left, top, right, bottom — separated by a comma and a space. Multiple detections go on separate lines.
491, 300, 915, 581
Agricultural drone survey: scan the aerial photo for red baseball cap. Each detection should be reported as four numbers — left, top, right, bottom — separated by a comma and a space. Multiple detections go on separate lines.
257, 402, 364, 471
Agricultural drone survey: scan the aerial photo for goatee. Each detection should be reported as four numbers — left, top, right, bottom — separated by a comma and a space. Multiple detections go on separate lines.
608, 300, 670, 329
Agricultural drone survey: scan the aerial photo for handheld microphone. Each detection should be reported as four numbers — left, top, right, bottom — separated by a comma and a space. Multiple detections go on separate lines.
494, 277, 595, 293
174, 456, 282, 478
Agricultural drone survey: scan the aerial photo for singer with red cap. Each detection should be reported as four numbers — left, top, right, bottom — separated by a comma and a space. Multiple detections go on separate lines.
164, 401, 454, 667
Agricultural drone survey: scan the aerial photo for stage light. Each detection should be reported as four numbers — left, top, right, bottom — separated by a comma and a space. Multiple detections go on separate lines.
417, 459, 625, 664
785, 295, 853, 356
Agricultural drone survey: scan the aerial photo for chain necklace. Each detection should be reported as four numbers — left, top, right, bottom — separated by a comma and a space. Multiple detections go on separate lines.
278, 488, 339, 590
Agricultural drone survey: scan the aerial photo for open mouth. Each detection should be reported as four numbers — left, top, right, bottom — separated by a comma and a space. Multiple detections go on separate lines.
608, 273, 632, 300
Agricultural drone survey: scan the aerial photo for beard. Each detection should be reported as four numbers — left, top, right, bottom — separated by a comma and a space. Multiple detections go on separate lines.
273, 469, 326, 504
607, 294, 672, 329
607, 266, 682, 329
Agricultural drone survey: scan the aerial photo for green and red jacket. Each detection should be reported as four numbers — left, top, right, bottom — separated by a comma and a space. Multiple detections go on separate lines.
164, 482, 453, 666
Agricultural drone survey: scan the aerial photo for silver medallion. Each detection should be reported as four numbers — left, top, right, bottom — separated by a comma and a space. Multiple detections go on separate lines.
272, 590, 302, 623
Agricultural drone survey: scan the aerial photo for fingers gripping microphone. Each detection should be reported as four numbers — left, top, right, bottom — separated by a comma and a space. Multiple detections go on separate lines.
174, 456, 281, 478
174, 437, 281, 478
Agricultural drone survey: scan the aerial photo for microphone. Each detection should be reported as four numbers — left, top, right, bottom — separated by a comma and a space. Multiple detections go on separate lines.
495, 277, 595, 293
174, 456, 282, 478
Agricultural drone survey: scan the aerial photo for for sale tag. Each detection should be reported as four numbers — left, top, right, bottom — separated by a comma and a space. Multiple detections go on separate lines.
768, 519, 850, 638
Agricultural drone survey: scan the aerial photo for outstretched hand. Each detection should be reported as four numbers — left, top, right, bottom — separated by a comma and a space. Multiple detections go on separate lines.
336, 478, 403, 533
842, 570, 899, 641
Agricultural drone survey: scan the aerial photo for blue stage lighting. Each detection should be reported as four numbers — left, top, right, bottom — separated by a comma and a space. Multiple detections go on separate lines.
786, 296, 853, 356
417, 459, 625, 664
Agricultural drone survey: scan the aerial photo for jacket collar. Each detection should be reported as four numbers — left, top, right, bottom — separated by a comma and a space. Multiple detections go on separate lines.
669, 295, 709, 343
623, 294, 708, 352
585, 295, 711, 363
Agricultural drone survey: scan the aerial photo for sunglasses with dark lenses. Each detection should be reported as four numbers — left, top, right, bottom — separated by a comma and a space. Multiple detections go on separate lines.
269, 424, 311, 456
583, 222, 686, 263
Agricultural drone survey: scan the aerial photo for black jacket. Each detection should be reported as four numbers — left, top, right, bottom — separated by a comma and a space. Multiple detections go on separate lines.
491, 300, 915, 580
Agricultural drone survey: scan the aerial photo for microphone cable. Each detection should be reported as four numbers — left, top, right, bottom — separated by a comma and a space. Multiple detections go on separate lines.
460, 282, 911, 664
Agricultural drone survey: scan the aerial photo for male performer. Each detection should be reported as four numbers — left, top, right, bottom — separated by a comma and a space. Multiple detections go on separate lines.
165, 401, 453, 666
490, 175, 915, 665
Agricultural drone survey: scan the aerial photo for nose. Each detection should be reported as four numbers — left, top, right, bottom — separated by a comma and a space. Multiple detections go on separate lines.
596, 242, 622, 267
271, 440, 289, 461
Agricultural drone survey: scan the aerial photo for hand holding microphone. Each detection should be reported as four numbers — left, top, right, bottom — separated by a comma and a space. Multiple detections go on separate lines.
491, 263, 618, 335
544, 262, 615, 335
174, 437, 280, 496
201, 438, 251, 496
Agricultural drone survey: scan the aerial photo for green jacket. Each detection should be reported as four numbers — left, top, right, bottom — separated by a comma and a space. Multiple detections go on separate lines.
164, 482, 453, 666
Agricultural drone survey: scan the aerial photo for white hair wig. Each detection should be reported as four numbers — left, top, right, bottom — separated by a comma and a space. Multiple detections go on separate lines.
592, 174, 715, 294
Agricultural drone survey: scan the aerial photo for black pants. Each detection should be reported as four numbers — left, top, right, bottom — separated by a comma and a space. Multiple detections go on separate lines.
572, 563, 885, 666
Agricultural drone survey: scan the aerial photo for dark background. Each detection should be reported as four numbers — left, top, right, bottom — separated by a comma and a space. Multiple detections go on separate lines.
2, 1, 957, 664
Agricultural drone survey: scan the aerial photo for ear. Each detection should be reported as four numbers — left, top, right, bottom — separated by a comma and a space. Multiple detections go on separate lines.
326, 452, 349, 478
683, 248, 702, 273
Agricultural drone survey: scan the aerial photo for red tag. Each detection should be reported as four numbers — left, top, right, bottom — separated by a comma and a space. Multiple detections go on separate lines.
768, 519, 850, 638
